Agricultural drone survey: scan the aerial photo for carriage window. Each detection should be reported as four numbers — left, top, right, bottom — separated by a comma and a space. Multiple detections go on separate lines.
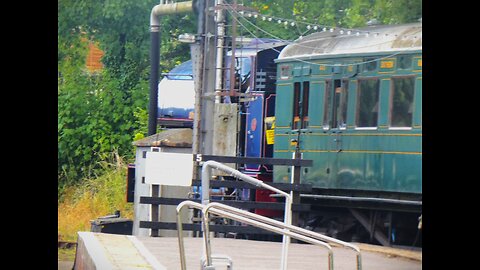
356, 79, 379, 128
302, 82, 310, 128
323, 80, 332, 128
292, 82, 301, 129
280, 65, 291, 79
364, 58, 377, 72
332, 80, 349, 129
398, 55, 413, 69
390, 77, 415, 127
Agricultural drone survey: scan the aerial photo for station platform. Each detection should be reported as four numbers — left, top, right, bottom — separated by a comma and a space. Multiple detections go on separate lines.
74, 232, 421, 270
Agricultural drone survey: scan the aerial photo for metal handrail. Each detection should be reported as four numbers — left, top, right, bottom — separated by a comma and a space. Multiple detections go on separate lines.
176, 200, 362, 270
200, 160, 292, 270
176, 200, 206, 270
202, 202, 334, 270
204, 202, 362, 270
176, 200, 332, 270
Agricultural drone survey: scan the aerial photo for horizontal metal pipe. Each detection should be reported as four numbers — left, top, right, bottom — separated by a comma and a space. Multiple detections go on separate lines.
301, 194, 422, 206
150, 1, 194, 27
201, 160, 291, 204
149, 0, 195, 135
207, 202, 361, 252
203, 204, 334, 270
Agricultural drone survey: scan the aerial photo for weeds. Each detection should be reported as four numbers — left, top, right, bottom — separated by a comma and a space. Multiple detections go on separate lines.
58, 154, 133, 242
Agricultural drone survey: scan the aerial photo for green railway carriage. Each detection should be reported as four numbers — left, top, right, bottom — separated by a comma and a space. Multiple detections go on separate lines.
273, 23, 422, 197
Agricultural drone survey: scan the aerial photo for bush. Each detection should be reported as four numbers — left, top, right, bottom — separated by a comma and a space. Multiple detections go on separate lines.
58, 153, 133, 242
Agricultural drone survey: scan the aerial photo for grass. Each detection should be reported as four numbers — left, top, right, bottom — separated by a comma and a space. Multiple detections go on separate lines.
58, 247, 77, 262
58, 156, 134, 243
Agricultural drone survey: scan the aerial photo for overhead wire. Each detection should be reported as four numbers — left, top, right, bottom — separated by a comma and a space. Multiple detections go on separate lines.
221, 2, 421, 67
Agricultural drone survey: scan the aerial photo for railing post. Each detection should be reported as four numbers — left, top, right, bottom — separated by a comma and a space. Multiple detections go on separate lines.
176, 201, 205, 270
200, 160, 292, 269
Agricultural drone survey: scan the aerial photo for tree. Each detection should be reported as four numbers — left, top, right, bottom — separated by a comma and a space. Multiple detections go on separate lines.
238, 0, 421, 40
58, 0, 422, 188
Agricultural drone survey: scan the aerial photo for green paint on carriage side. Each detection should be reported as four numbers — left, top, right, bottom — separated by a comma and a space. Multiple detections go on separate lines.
273, 44, 422, 194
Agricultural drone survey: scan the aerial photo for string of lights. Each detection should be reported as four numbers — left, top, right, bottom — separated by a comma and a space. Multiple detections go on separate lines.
222, 3, 420, 67
237, 12, 414, 53
220, 3, 420, 66
221, 2, 421, 41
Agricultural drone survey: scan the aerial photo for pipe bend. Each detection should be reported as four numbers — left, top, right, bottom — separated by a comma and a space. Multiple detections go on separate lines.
150, 1, 195, 27
176, 200, 204, 213
150, 7, 160, 28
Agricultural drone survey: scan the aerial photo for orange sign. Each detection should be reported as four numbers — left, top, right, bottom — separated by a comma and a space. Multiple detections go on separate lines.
380, 60, 394, 69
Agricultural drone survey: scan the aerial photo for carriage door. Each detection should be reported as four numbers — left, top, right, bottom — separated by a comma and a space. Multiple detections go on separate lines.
325, 79, 349, 179
291, 80, 310, 150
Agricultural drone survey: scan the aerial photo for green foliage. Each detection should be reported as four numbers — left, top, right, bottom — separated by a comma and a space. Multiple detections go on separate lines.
58, 67, 145, 186
58, 155, 133, 242
58, 0, 154, 186
58, 0, 421, 188
159, 14, 197, 73
243, 0, 421, 40
133, 107, 148, 141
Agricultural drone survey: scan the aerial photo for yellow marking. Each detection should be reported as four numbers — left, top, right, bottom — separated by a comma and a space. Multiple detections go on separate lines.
277, 83, 292, 86
274, 132, 422, 137
337, 150, 422, 155
266, 129, 275, 144
297, 133, 422, 137
303, 133, 329, 136
380, 60, 395, 69
378, 71, 395, 74
345, 133, 422, 137
274, 150, 293, 153
275, 149, 422, 155
300, 150, 330, 153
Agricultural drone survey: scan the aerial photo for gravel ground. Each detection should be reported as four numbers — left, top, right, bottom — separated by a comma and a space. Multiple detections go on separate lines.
58, 261, 74, 270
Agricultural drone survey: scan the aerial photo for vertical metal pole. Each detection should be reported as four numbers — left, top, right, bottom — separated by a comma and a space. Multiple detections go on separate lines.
148, 27, 160, 136
291, 151, 301, 227
387, 212, 393, 246
202, 0, 217, 156
228, 0, 238, 97
282, 151, 301, 270
280, 195, 292, 270
214, 0, 226, 103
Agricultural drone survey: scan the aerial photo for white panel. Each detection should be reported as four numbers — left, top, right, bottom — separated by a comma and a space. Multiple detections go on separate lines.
145, 152, 193, 186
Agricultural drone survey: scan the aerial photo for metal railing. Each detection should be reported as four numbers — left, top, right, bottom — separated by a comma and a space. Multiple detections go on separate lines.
176, 200, 362, 270
204, 202, 362, 270
200, 160, 292, 269
176, 201, 205, 270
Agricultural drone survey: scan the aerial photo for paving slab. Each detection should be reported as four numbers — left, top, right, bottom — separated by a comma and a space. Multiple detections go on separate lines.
75, 232, 421, 270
